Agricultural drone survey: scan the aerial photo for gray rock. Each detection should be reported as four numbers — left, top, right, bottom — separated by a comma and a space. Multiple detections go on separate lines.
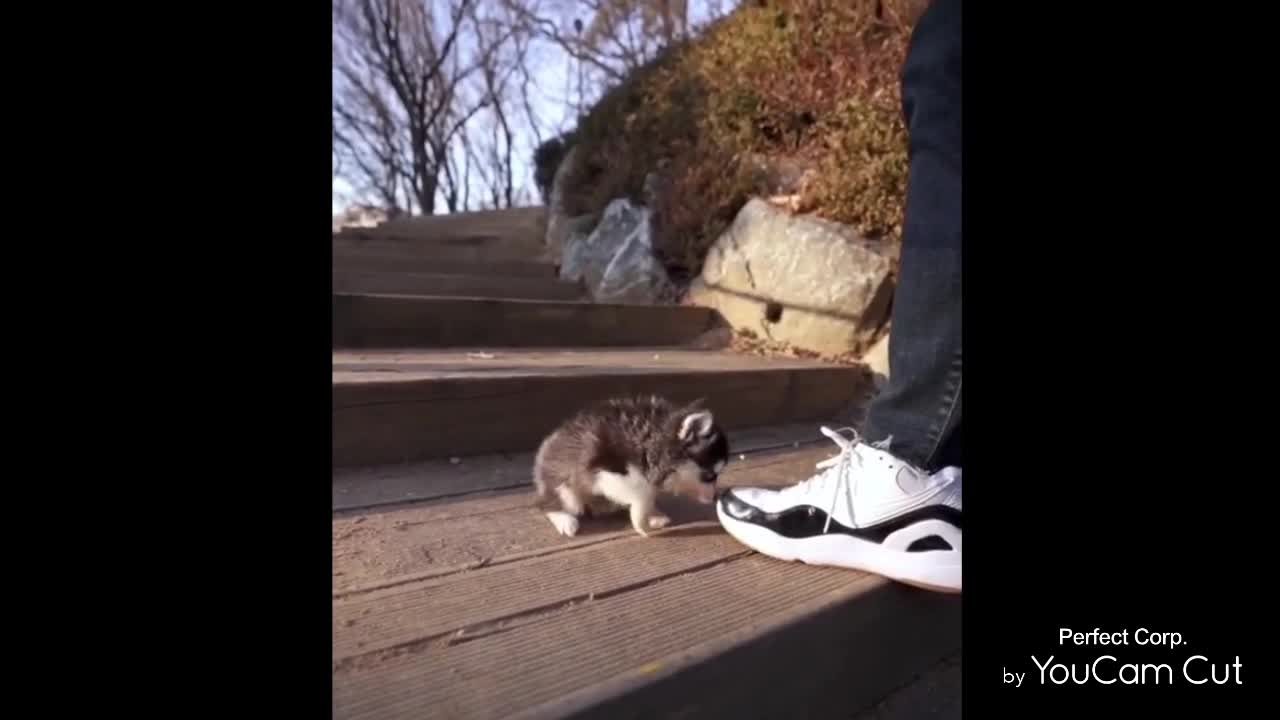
595, 219, 675, 304
560, 198, 643, 288
560, 198, 673, 304
743, 154, 818, 196
686, 198, 896, 356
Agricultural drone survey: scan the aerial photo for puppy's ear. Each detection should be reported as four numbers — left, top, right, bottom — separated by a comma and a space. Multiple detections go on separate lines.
673, 396, 706, 412
678, 409, 715, 442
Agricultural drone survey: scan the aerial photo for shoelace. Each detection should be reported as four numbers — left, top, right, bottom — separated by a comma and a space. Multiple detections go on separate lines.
783, 426, 892, 533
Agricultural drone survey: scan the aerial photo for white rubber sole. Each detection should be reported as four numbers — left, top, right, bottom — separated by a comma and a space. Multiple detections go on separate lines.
717, 504, 962, 593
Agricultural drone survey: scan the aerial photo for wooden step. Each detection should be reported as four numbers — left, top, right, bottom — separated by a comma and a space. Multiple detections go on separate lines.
333, 256, 558, 278
332, 294, 727, 349
333, 271, 585, 301
334, 234, 549, 265
365, 205, 546, 241
331, 444, 960, 719
332, 348, 869, 467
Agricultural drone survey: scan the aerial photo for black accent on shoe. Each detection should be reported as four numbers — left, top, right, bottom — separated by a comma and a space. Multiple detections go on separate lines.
906, 535, 953, 552
718, 488, 962, 542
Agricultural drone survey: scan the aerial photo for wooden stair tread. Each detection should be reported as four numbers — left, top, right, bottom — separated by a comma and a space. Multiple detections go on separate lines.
333, 347, 857, 383
332, 294, 729, 349
333, 271, 583, 300
333, 257, 559, 277
331, 348, 868, 466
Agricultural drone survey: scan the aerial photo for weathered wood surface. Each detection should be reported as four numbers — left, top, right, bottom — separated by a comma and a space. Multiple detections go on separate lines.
332, 445, 960, 720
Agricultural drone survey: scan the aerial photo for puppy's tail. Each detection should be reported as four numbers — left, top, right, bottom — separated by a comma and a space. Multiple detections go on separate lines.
531, 432, 560, 511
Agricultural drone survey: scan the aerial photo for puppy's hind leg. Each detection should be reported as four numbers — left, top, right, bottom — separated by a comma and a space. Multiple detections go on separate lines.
541, 483, 588, 538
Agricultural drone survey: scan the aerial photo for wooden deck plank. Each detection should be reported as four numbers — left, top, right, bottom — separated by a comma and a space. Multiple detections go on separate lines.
333, 447, 834, 596
333, 530, 754, 662
512, 564, 960, 720
333, 556, 850, 717
333, 555, 959, 720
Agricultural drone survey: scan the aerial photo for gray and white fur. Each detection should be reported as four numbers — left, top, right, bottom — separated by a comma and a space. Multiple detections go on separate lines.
533, 395, 731, 538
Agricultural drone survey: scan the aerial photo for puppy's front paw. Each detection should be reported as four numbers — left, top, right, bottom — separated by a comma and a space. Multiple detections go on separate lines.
647, 513, 671, 530
630, 503, 659, 538
546, 512, 580, 537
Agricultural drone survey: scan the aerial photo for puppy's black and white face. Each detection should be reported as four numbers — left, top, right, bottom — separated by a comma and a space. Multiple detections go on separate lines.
666, 409, 730, 504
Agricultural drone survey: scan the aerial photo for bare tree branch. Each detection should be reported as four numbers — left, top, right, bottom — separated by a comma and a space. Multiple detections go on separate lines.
333, 0, 491, 215
334, 0, 709, 215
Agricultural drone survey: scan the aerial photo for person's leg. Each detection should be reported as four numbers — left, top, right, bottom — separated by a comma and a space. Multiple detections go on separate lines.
863, 0, 962, 473
716, 0, 963, 592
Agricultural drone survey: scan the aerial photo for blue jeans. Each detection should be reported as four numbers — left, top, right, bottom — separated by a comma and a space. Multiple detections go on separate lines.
863, 0, 962, 472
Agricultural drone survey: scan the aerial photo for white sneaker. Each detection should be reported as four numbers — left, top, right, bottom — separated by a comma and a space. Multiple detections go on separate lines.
716, 427, 962, 593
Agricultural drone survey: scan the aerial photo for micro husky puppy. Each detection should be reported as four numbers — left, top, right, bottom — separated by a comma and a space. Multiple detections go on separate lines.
533, 395, 731, 538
